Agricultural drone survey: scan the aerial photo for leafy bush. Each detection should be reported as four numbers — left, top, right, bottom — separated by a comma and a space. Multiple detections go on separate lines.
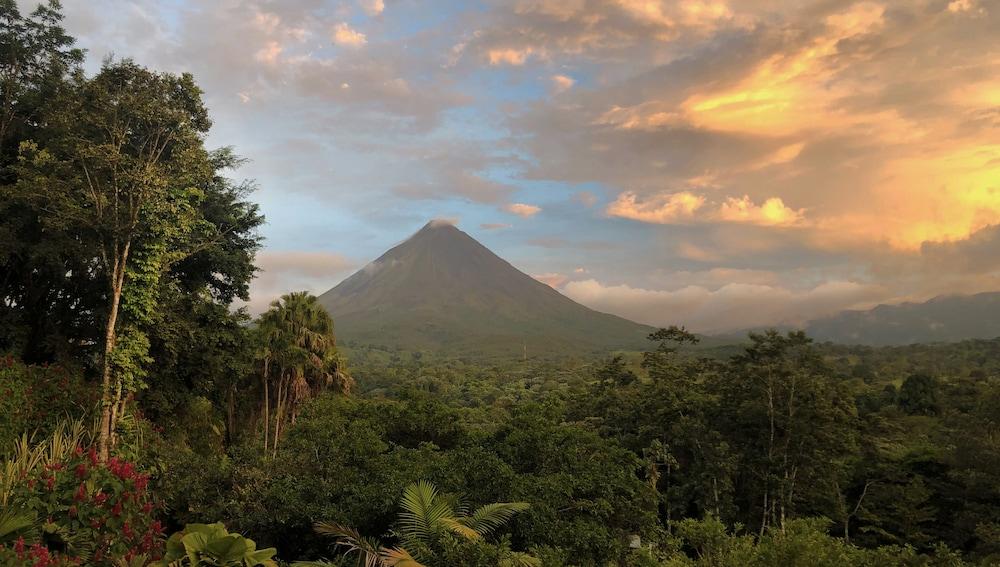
0, 357, 96, 453
152, 523, 277, 566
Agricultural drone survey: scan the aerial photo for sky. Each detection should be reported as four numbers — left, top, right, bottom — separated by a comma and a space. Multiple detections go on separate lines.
46, 0, 1000, 333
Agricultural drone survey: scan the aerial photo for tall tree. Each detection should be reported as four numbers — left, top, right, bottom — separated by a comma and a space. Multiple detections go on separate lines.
0, 0, 82, 145
257, 292, 351, 457
14, 59, 224, 459
0, 0, 87, 360
718, 331, 857, 534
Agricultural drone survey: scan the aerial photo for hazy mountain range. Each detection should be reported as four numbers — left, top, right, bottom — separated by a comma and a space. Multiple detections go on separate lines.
803, 292, 1000, 346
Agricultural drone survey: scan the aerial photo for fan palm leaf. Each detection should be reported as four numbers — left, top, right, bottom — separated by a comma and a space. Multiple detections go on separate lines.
0, 507, 37, 545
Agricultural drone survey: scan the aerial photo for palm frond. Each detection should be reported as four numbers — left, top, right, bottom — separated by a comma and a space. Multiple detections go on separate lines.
380, 547, 426, 567
397, 481, 457, 542
314, 521, 386, 567
459, 502, 530, 537
439, 517, 481, 540
0, 507, 37, 545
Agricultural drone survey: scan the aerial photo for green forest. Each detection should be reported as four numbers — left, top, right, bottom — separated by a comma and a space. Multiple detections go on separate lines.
1, 2, 999, 566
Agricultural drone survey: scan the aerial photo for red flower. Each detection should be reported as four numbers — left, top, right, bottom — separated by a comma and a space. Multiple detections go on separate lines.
88, 447, 98, 467
74, 483, 86, 502
74, 463, 87, 479
111, 500, 122, 517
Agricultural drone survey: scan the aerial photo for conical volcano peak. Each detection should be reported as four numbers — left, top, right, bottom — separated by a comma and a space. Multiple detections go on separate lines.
408, 218, 467, 245
319, 219, 653, 355
422, 218, 459, 230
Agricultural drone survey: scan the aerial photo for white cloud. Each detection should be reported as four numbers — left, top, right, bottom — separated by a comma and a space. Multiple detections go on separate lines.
607, 191, 805, 227
332, 22, 367, 47
550, 74, 575, 93
717, 195, 805, 227
254, 40, 283, 64
361, 0, 385, 16
607, 191, 704, 223
487, 47, 535, 65
505, 202, 542, 217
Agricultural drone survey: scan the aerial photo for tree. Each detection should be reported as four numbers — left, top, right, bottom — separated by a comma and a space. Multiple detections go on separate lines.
256, 292, 351, 457
0, 0, 83, 145
14, 59, 233, 460
642, 325, 700, 380
718, 331, 857, 535
315, 480, 536, 567
0, 0, 89, 361
898, 374, 939, 416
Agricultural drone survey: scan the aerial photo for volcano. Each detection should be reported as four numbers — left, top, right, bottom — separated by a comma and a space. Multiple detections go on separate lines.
318, 220, 653, 356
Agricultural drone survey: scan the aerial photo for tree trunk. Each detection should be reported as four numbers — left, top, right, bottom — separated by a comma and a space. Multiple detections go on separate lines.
262, 358, 270, 453
272, 375, 285, 459
226, 382, 236, 445
98, 246, 129, 462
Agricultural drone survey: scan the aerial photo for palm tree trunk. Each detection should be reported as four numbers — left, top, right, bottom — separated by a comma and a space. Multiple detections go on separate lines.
272, 375, 285, 459
262, 357, 270, 453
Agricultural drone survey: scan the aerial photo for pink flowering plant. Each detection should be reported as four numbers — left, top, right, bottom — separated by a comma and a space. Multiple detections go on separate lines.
5, 446, 165, 565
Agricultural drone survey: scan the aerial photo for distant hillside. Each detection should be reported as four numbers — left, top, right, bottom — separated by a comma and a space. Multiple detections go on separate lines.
805, 292, 1000, 346
318, 221, 654, 357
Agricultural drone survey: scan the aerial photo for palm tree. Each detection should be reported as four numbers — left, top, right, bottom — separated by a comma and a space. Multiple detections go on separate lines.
315, 481, 538, 567
256, 292, 352, 457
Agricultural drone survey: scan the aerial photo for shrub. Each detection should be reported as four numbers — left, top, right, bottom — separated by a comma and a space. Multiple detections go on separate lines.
0, 356, 96, 453
152, 523, 277, 566
7, 445, 164, 564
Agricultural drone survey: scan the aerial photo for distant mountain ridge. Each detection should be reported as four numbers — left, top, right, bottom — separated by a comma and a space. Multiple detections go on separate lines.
318, 221, 654, 356
804, 292, 1000, 346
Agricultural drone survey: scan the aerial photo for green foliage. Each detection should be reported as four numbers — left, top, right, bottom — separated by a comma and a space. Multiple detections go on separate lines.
0, 356, 95, 452
153, 523, 277, 567
491, 402, 660, 564
660, 517, 969, 567
898, 374, 940, 416
315, 480, 535, 567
